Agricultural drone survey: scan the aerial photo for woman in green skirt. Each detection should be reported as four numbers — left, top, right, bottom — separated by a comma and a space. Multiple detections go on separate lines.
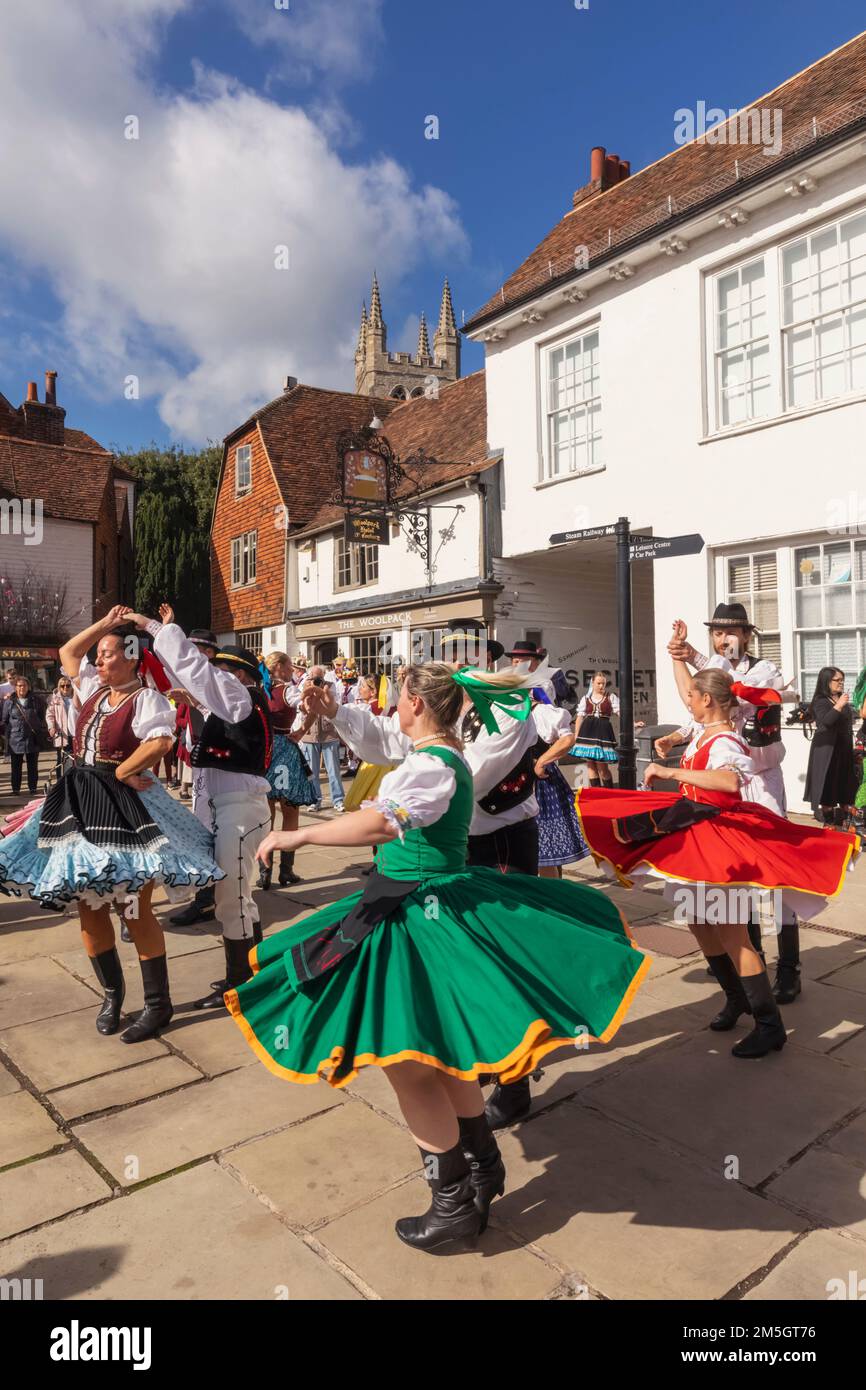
226, 662, 649, 1253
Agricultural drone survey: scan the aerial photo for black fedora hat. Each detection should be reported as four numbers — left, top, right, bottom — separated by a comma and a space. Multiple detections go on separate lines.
189, 628, 218, 650
212, 645, 261, 681
505, 639, 546, 659
704, 602, 758, 632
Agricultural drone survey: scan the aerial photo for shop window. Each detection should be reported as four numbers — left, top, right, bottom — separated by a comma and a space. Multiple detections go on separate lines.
335, 538, 378, 590
237, 628, 263, 656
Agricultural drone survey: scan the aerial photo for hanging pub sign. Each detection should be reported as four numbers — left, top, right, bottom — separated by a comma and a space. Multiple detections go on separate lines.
345, 512, 390, 546
335, 425, 400, 511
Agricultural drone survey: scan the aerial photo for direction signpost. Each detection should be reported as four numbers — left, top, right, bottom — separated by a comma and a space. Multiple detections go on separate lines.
549, 517, 705, 789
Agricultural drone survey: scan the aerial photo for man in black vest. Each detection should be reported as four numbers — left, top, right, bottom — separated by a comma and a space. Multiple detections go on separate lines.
131, 608, 273, 1007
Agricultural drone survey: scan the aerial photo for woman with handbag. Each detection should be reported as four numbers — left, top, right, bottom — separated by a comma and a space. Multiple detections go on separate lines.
0, 675, 47, 794
46, 675, 76, 769
804, 667, 859, 827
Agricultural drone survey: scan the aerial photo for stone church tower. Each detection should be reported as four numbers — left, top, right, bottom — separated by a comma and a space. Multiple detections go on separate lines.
354, 273, 461, 398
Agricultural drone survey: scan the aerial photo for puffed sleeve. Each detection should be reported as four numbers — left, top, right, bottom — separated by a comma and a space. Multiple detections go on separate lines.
334, 704, 412, 763
532, 703, 573, 744
131, 689, 175, 743
76, 657, 103, 704
364, 751, 460, 838
706, 735, 754, 786
609, 692, 621, 715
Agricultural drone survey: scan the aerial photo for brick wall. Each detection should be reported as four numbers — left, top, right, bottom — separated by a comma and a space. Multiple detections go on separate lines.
211, 424, 285, 634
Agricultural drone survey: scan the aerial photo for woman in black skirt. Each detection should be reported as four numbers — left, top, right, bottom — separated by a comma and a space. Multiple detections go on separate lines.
805, 667, 858, 826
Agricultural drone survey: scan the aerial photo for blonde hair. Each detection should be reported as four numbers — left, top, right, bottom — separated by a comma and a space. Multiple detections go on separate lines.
403, 661, 536, 730
263, 651, 289, 675
692, 668, 735, 714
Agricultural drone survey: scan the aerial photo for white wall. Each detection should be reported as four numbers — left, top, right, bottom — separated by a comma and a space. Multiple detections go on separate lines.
1, 518, 92, 634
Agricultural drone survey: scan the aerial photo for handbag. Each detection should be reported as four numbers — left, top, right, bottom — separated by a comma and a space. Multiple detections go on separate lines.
18, 698, 53, 753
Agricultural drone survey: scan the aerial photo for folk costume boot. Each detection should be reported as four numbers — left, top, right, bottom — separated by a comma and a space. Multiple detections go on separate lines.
210, 922, 262, 992
458, 1112, 506, 1232
169, 886, 216, 927
484, 1075, 532, 1130
257, 860, 272, 891
731, 972, 787, 1058
197, 934, 257, 1010
395, 1142, 482, 1251
90, 948, 126, 1035
773, 919, 802, 1005
278, 851, 301, 887
747, 916, 766, 965
121, 955, 173, 1044
705, 953, 751, 1032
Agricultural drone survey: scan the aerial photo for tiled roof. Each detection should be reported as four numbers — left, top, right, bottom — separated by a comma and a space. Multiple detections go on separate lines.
0, 434, 119, 524
466, 30, 866, 328
245, 373, 489, 537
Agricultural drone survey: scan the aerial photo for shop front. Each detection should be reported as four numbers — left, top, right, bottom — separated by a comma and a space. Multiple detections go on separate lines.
289, 584, 500, 673
0, 643, 61, 692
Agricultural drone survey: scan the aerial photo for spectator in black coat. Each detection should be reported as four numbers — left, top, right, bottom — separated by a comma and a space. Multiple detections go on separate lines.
0, 675, 46, 794
804, 667, 858, 825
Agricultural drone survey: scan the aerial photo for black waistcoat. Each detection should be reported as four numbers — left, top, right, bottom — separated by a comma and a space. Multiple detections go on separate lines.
190, 688, 273, 774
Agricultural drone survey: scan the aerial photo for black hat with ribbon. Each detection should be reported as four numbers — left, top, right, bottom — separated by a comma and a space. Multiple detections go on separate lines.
704, 602, 758, 632
189, 628, 218, 650
505, 639, 546, 659
212, 645, 261, 681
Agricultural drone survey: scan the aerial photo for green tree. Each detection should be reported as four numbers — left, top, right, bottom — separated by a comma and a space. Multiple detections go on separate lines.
116, 443, 222, 633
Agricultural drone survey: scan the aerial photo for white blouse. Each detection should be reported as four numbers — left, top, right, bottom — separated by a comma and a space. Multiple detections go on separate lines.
532, 702, 573, 744
579, 691, 620, 716
367, 748, 470, 838
72, 659, 174, 763
683, 729, 755, 787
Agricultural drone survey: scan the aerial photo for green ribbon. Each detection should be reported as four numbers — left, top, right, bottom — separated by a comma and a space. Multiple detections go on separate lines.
853, 665, 866, 715
452, 667, 533, 735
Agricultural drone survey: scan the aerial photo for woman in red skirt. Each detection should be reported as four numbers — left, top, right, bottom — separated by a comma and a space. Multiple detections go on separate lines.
577, 668, 857, 1058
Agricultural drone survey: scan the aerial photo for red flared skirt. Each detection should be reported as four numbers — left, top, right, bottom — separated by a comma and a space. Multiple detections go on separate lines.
575, 786, 857, 900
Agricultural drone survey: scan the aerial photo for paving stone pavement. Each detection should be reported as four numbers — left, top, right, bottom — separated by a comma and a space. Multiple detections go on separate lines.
1, 757, 865, 1300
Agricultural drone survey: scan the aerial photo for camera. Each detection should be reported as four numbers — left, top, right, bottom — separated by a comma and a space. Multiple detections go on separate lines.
311, 676, 325, 688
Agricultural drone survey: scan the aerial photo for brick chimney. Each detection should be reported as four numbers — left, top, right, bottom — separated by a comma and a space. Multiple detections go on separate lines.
21, 373, 66, 445
573, 146, 631, 208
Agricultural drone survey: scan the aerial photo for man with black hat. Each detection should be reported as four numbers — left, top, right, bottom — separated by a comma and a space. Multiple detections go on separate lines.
168, 629, 219, 927
660, 601, 803, 1007
130, 608, 273, 1008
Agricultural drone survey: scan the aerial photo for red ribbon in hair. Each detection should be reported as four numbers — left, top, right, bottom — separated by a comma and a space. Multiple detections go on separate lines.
730, 682, 781, 707
138, 647, 171, 693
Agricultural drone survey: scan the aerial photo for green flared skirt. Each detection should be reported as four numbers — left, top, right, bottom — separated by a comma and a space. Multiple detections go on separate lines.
226, 865, 649, 1089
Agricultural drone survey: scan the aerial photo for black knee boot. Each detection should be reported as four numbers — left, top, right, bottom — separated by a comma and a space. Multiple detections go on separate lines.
773, 919, 802, 1004
121, 955, 173, 1043
197, 935, 256, 1010
458, 1112, 506, 1232
395, 1141, 482, 1251
278, 851, 301, 887
90, 948, 125, 1035
747, 916, 766, 964
210, 922, 261, 991
705, 953, 750, 1031
257, 859, 272, 890
484, 1074, 532, 1130
731, 971, 787, 1058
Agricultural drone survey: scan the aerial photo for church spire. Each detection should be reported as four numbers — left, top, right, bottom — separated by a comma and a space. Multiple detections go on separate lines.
369, 272, 383, 327
356, 301, 368, 357
437, 277, 456, 335
417, 311, 430, 360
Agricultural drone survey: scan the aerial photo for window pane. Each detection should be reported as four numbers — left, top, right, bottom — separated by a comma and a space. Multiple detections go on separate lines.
753, 592, 779, 628
782, 240, 809, 324
755, 634, 782, 666
848, 307, 866, 391
800, 633, 827, 669
824, 544, 852, 585
816, 316, 846, 398
796, 588, 823, 626
786, 326, 815, 408
828, 632, 858, 672
753, 554, 777, 589
795, 547, 820, 585
826, 586, 853, 625
728, 557, 751, 592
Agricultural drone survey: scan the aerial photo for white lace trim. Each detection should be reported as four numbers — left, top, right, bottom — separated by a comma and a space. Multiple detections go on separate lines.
363, 798, 415, 840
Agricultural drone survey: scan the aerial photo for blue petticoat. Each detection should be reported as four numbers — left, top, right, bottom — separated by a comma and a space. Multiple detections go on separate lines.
571, 744, 618, 763
266, 733, 318, 806
537, 764, 590, 868
0, 777, 224, 908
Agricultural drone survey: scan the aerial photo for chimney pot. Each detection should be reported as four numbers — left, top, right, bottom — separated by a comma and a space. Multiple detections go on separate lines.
45, 370, 57, 405
26, 381, 38, 402
619, 160, 631, 181
604, 154, 620, 187
590, 146, 606, 182
283, 375, 298, 392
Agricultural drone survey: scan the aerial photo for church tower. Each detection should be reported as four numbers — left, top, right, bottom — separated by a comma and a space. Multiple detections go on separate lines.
354, 275, 461, 398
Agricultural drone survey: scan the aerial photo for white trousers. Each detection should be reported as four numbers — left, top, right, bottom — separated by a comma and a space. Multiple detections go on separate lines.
210, 791, 271, 941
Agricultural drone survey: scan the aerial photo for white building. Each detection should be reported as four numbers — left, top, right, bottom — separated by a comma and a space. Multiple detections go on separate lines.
464, 30, 866, 809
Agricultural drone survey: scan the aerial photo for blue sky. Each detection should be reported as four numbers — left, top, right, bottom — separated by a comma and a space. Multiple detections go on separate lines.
0, 0, 862, 452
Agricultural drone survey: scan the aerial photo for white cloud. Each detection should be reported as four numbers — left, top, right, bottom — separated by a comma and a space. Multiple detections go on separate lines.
0, 0, 467, 442
221, 0, 386, 85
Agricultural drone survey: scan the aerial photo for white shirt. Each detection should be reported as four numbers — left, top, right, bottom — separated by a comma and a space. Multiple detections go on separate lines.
151, 623, 270, 826
73, 659, 174, 764
682, 727, 755, 787
532, 702, 574, 745
680, 652, 787, 815
334, 702, 541, 836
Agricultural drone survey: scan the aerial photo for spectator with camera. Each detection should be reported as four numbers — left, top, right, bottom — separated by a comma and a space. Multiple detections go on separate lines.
299, 665, 345, 812
804, 667, 858, 828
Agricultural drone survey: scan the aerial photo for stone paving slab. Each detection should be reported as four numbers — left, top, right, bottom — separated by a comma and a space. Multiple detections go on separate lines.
0, 1005, 167, 1091
225, 1101, 418, 1229
50, 1056, 201, 1122
818, 954, 866, 994
823, 1109, 866, 1164
766, 1147, 866, 1240
342, 1065, 408, 1127
318, 1176, 562, 1300
743, 1229, 864, 1300
0, 1089, 63, 1167
0, 956, 97, 1029
0, 1060, 20, 1096
162, 1011, 258, 1078
786, 929, 865, 981
583, 1034, 866, 1186
828, 1027, 866, 1069
0, 911, 83, 965
493, 1105, 805, 1301
0, 1149, 111, 1240
781, 980, 866, 1056
73, 1065, 344, 1185
0, 1162, 361, 1300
